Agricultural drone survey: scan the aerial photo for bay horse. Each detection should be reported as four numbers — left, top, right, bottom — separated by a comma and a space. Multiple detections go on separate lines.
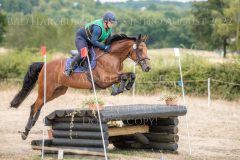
10, 34, 151, 140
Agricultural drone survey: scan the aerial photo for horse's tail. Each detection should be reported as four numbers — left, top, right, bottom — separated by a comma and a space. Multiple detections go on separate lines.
10, 62, 44, 108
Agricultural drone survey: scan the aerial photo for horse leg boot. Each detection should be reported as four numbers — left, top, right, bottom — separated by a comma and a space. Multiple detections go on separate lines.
22, 118, 33, 140
32, 109, 41, 127
21, 104, 41, 140
63, 53, 83, 77
125, 72, 136, 90
111, 74, 128, 95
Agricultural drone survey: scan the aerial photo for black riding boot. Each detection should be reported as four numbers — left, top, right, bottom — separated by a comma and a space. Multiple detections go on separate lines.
63, 53, 82, 77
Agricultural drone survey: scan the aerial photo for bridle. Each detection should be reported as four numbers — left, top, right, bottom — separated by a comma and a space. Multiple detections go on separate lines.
129, 39, 150, 66
95, 38, 150, 66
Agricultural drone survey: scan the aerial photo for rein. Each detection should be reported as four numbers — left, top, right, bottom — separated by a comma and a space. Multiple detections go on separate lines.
94, 38, 149, 66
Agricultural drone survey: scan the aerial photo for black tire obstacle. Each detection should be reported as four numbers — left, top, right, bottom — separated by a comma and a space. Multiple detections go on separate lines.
31, 104, 187, 158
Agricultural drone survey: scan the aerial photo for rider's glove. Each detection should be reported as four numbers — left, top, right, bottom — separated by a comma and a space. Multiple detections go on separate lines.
105, 45, 111, 52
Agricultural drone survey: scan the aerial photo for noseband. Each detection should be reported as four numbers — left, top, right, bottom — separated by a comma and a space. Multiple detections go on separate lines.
129, 39, 150, 66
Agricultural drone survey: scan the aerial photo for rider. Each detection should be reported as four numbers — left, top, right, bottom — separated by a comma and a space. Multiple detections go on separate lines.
63, 11, 117, 77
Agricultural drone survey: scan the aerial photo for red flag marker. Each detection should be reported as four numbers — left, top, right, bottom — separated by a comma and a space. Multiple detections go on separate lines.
41, 46, 46, 56
81, 47, 88, 58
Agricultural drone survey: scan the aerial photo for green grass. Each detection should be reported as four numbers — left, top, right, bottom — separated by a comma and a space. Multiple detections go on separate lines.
109, 149, 147, 156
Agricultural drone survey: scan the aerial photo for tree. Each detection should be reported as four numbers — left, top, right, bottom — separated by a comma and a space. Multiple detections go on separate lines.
30, 0, 39, 6
190, 0, 230, 57
96, 0, 101, 7
216, 0, 240, 53
18, 0, 32, 14
0, 10, 7, 44
57, 19, 76, 53
3, 0, 19, 13
51, 1, 61, 10
147, 3, 158, 11
5, 13, 58, 51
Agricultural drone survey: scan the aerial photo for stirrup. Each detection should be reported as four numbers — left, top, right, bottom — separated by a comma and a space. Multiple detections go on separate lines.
63, 69, 73, 77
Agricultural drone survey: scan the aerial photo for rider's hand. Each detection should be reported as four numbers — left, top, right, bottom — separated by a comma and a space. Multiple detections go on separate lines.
105, 45, 111, 52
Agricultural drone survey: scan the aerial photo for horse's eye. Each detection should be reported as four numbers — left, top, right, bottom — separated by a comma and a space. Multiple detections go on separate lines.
139, 49, 143, 52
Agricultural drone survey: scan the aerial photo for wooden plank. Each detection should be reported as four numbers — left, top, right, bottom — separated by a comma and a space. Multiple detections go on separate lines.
52, 138, 109, 148
55, 110, 65, 117
52, 123, 108, 132
44, 154, 106, 160
108, 125, 149, 136
149, 126, 178, 134
145, 133, 179, 142
100, 105, 187, 121
52, 130, 109, 139
43, 146, 109, 154
31, 145, 105, 156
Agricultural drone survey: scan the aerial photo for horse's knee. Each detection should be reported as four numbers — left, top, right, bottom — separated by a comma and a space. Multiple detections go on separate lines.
125, 72, 136, 90
130, 72, 136, 81
121, 74, 128, 81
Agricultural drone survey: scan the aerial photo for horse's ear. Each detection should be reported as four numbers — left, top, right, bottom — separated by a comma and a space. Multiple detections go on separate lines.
142, 34, 147, 42
137, 34, 142, 42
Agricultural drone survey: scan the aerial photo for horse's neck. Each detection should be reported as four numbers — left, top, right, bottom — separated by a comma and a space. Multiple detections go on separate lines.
110, 40, 134, 63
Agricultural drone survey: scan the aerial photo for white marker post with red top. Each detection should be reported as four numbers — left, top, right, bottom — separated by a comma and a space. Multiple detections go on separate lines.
81, 47, 108, 160
41, 46, 46, 159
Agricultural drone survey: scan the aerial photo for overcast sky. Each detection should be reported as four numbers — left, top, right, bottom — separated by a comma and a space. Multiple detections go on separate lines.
95, 0, 207, 3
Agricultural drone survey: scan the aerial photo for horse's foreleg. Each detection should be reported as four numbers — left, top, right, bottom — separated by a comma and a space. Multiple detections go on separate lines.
111, 74, 128, 96
117, 74, 128, 93
123, 72, 136, 90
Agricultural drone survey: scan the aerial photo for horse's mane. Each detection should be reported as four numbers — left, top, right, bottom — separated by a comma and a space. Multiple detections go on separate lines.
105, 33, 136, 45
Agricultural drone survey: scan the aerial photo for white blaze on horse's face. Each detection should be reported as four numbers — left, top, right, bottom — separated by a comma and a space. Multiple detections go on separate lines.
133, 44, 137, 49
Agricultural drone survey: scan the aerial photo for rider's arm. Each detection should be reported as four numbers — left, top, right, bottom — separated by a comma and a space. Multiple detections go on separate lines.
91, 25, 109, 50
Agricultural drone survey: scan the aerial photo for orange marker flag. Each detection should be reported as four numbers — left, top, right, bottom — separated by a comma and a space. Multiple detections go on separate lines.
81, 47, 88, 58
41, 46, 46, 56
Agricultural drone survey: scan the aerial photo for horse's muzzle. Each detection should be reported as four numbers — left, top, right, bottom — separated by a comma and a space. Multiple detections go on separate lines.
140, 61, 151, 72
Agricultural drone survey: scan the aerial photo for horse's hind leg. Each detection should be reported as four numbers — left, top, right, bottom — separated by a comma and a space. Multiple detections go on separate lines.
21, 86, 68, 140
31, 86, 68, 127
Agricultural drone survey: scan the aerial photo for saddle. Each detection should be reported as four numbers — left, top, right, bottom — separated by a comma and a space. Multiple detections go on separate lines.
67, 46, 105, 90
70, 46, 93, 68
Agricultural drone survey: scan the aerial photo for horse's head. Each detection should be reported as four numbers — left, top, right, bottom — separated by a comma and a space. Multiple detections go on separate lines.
129, 34, 151, 72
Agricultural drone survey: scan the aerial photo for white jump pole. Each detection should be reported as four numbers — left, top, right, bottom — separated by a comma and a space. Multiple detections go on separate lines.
133, 62, 135, 105
83, 48, 107, 160
41, 47, 46, 159
208, 78, 210, 107
174, 48, 191, 155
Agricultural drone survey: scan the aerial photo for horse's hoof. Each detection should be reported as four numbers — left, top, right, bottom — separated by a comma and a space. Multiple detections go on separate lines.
111, 87, 118, 96
21, 132, 28, 140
